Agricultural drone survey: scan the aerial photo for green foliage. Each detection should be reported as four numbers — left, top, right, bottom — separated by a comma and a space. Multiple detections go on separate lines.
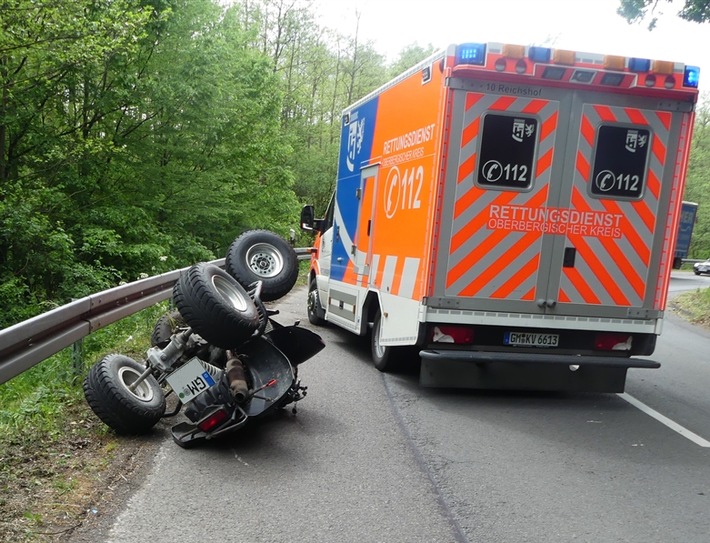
0, 303, 167, 435
683, 99, 710, 258
0, 0, 436, 329
672, 286, 710, 326
617, 0, 710, 28
388, 43, 438, 78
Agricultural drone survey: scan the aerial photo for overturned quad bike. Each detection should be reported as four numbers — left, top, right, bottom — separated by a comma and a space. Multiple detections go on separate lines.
83, 230, 325, 448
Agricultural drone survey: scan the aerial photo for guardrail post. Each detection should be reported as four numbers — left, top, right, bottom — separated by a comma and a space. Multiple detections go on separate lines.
72, 338, 84, 380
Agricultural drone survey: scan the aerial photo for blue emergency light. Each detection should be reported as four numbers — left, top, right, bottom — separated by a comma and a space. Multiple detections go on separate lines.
528, 46, 552, 63
628, 57, 651, 72
683, 66, 700, 88
456, 43, 486, 66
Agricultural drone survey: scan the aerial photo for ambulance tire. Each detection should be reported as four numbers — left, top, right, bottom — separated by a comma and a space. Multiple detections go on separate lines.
225, 230, 299, 302
307, 277, 326, 325
371, 311, 412, 373
173, 263, 260, 349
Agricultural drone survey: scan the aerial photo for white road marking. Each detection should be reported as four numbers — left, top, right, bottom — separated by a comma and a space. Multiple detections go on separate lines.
618, 393, 710, 448
232, 450, 250, 465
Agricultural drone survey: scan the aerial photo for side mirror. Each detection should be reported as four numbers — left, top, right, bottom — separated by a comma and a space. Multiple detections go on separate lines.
300, 205, 315, 231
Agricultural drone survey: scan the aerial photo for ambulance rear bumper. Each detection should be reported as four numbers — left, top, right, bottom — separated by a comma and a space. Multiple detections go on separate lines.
418, 350, 660, 392
419, 349, 660, 368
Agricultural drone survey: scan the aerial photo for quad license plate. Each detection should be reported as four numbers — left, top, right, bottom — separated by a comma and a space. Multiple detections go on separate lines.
165, 357, 216, 403
504, 331, 559, 348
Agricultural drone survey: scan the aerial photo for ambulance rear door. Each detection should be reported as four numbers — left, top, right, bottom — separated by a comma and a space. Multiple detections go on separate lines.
550, 91, 690, 319
432, 78, 693, 320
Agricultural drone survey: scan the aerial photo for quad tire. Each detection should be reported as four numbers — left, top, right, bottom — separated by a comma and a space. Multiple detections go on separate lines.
173, 263, 260, 349
151, 309, 227, 367
84, 354, 165, 434
150, 310, 185, 347
226, 230, 299, 302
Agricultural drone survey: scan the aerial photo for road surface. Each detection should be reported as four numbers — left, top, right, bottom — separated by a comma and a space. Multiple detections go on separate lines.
72, 272, 710, 543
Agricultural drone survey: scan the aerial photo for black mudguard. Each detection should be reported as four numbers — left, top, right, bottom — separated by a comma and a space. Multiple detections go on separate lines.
265, 325, 325, 366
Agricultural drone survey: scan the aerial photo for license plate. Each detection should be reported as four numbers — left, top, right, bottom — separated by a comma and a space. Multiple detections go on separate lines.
504, 331, 559, 348
166, 358, 216, 403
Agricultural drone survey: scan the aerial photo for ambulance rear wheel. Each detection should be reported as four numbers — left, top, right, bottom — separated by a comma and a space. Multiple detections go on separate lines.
371, 311, 411, 373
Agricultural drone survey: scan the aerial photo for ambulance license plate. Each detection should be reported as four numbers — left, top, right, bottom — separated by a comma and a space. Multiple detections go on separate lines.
504, 332, 559, 348
165, 357, 216, 403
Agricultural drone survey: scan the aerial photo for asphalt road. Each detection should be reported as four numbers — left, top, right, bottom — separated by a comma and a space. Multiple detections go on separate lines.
79, 272, 710, 543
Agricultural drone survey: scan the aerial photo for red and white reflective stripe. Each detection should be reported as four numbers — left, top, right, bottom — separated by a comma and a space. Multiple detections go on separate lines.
446, 92, 558, 300
361, 254, 421, 299
559, 104, 671, 307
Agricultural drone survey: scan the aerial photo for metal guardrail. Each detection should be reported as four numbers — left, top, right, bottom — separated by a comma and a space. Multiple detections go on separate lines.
0, 248, 312, 385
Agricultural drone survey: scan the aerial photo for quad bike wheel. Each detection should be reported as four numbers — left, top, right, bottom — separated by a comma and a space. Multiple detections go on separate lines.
173, 262, 260, 349
226, 229, 299, 302
84, 354, 166, 434
151, 309, 227, 367
150, 310, 185, 347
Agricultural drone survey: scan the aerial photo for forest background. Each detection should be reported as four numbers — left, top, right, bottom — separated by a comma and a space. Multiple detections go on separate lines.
0, 0, 439, 329
1, 0, 709, 331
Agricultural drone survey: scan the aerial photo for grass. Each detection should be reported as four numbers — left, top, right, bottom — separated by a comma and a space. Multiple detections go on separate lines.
0, 303, 165, 434
670, 286, 710, 327
0, 302, 168, 543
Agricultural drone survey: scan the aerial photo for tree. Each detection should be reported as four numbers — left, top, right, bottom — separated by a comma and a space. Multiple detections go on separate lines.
0, 0, 434, 327
0, 0, 158, 325
682, 99, 710, 258
618, 0, 710, 28
388, 43, 437, 79
0, 0, 301, 327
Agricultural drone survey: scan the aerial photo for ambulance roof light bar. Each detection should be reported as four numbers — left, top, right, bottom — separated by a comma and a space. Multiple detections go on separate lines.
452, 42, 700, 91
629, 58, 652, 72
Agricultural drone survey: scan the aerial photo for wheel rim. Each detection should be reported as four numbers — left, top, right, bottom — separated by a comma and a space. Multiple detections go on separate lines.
373, 319, 386, 359
307, 287, 319, 316
245, 243, 283, 278
211, 274, 248, 311
118, 366, 155, 402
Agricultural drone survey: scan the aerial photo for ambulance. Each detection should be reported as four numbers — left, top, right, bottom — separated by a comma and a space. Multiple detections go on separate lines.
300, 41, 700, 392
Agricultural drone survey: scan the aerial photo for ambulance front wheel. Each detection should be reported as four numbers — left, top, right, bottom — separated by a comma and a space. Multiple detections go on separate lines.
371, 311, 411, 372
307, 277, 326, 325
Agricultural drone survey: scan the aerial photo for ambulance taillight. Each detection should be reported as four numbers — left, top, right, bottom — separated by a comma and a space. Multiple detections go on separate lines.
429, 325, 475, 345
593, 333, 633, 352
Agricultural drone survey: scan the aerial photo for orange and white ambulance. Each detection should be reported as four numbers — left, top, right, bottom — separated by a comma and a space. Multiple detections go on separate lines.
300, 41, 700, 392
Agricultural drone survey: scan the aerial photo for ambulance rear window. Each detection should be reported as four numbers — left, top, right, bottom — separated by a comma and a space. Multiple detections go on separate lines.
477, 113, 538, 190
591, 125, 649, 199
